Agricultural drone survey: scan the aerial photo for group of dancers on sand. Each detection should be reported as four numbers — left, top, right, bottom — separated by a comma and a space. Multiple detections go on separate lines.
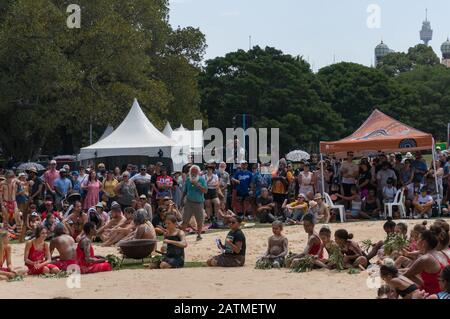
256, 215, 450, 299
1, 208, 449, 299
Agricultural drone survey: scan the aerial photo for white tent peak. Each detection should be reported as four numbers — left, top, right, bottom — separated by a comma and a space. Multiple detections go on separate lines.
98, 124, 114, 142
162, 122, 173, 137
79, 99, 176, 159
175, 124, 187, 131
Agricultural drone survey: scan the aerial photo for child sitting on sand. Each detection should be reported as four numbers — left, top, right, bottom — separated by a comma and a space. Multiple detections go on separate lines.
394, 222, 427, 269
285, 214, 323, 268
310, 226, 338, 269
380, 264, 419, 299
257, 221, 288, 268
334, 229, 367, 269
366, 218, 397, 262
0, 230, 27, 280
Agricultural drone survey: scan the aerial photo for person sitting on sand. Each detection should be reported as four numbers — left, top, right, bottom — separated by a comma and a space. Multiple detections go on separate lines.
313, 226, 340, 269
403, 230, 448, 294
257, 221, 288, 268
118, 209, 157, 245
63, 201, 88, 241
285, 193, 308, 225
76, 222, 112, 274
159, 215, 187, 269
286, 214, 323, 268
24, 225, 60, 275
207, 216, 246, 267
366, 218, 397, 262
334, 229, 367, 269
380, 264, 418, 299
152, 206, 167, 235
96, 202, 126, 242
101, 207, 135, 247
0, 230, 27, 279
43, 211, 64, 240
256, 188, 276, 224
50, 224, 77, 271
431, 220, 450, 259
395, 221, 427, 269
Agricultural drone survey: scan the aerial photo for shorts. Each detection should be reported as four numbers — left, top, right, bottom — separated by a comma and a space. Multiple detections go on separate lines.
351, 209, 359, 217
182, 200, 205, 225
163, 256, 184, 268
213, 254, 245, 267
205, 189, 218, 200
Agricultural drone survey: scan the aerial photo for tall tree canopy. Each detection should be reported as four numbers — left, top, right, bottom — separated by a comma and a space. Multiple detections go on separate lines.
0, 0, 206, 160
199, 46, 345, 153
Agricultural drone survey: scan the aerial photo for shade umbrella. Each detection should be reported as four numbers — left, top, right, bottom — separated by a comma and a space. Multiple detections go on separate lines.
286, 150, 310, 162
17, 162, 45, 172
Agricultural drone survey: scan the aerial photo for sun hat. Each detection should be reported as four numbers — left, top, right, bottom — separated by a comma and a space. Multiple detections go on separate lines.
111, 201, 121, 209
95, 202, 103, 208
314, 193, 323, 200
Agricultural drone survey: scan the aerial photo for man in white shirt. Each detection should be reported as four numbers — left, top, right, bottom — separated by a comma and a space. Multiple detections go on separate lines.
413, 187, 433, 219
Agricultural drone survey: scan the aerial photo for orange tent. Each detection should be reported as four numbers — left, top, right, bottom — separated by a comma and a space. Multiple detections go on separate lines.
320, 109, 434, 156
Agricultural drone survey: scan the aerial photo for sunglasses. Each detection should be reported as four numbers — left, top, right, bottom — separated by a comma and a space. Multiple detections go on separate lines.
230, 221, 238, 224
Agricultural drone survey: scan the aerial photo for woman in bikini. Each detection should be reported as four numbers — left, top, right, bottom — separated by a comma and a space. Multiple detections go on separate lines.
286, 214, 323, 268
334, 229, 367, 269
24, 225, 60, 275
404, 230, 448, 294
76, 222, 112, 274
380, 264, 418, 299
159, 215, 187, 269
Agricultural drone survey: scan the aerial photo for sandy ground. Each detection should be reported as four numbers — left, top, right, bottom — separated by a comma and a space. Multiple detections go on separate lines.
1, 218, 448, 299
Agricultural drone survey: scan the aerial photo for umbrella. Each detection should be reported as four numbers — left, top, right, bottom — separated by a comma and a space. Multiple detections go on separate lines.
286, 150, 310, 162
17, 162, 45, 172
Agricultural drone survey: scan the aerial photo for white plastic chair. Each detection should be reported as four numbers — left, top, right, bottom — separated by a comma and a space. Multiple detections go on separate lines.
324, 192, 346, 223
383, 188, 406, 219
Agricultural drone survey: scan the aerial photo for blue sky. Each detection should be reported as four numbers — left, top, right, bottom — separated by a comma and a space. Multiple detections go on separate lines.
169, 0, 450, 71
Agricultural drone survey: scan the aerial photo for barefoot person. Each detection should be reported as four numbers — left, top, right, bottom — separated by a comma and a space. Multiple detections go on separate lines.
0, 230, 26, 279
334, 229, 368, 269
96, 202, 126, 242
380, 264, 418, 299
207, 216, 246, 267
101, 207, 135, 246
24, 225, 60, 275
286, 214, 323, 268
181, 165, 207, 241
76, 222, 112, 274
257, 221, 288, 268
0, 170, 21, 230
50, 224, 77, 271
159, 215, 187, 269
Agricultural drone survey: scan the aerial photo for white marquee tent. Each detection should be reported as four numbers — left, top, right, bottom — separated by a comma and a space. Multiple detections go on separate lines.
78, 99, 177, 161
171, 124, 204, 155
97, 124, 114, 142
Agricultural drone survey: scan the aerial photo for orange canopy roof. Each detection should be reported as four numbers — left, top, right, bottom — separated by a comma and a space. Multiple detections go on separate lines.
320, 109, 433, 156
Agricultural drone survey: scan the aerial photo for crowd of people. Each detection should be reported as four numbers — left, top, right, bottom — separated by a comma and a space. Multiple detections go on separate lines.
0, 150, 449, 299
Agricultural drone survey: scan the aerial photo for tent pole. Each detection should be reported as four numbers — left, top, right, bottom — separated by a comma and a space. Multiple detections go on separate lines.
320, 153, 325, 196
431, 139, 441, 216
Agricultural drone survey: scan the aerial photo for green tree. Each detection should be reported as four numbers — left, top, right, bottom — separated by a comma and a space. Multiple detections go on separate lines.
199, 46, 345, 153
0, 0, 206, 160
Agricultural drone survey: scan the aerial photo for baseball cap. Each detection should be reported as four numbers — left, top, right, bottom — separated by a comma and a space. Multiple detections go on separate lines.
140, 165, 147, 170
111, 201, 121, 209
139, 194, 147, 199
31, 212, 38, 217
63, 164, 70, 170
18, 172, 27, 178
71, 171, 79, 176
60, 168, 66, 173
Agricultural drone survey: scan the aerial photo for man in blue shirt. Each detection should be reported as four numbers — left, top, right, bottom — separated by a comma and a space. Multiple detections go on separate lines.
411, 152, 428, 183
232, 161, 253, 218
54, 169, 72, 210
181, 165, 207, 241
